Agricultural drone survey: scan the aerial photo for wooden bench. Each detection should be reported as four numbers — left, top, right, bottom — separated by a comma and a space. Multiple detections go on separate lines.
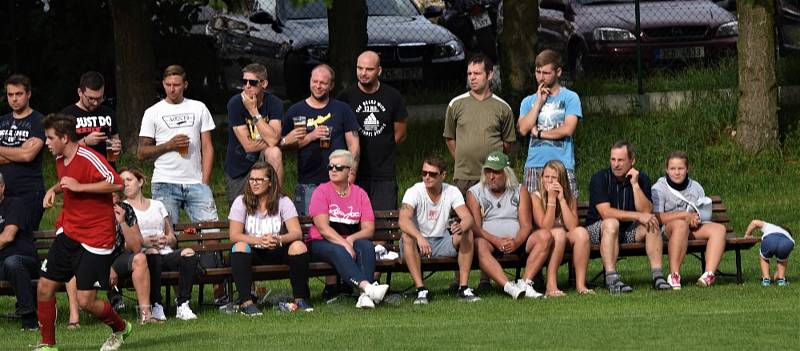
0, 196, 760, 303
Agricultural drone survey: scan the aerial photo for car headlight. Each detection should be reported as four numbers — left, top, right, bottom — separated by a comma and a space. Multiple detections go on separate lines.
432, 40, 464, 61
715, 21, 738, 37
593, 27, 636, 41
306, 47, 328, 61
210, 16, 249, 32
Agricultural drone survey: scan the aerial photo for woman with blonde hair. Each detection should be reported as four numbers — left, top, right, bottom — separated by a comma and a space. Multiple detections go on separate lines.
531, 160, 592, 296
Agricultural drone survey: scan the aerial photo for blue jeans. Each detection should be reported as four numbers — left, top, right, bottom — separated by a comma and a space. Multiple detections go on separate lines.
761, 234, 795, 262
310, 239, 375, 288
0, 255, 39, 315
152, 182, 219, 225
293, 183, 319, 216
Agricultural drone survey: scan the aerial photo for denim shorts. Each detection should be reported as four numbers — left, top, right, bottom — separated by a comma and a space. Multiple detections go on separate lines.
152, 182, 219, 225
760, 234, 795, 262
401, 232, 458, 258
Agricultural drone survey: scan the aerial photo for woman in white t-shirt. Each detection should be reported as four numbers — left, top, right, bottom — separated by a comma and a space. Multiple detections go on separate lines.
651, 152, 727, 289
121, 168, 200, 321
228, 162, 312, 315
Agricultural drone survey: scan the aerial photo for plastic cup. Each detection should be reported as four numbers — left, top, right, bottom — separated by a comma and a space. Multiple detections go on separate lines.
320, 125, 332, 149
105, 139, 119, 162
293, 116, 307, 130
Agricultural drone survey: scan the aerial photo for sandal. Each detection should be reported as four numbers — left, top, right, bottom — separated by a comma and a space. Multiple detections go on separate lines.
67, 322, 80, 330
652, 276, 672, 290
577, 288, 596, 295
545, 290, 565, 298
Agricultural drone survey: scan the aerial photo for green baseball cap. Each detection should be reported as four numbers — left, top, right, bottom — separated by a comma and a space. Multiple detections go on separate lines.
482, 151, 509, 170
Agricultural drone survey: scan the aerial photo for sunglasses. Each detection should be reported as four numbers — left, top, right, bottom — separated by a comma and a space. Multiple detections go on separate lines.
242, 78, 262, 87
421, 170, 440, 178
328, 164, 351, 172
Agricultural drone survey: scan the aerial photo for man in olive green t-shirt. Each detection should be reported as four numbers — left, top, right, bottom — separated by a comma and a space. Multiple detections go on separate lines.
443, 54, 516, 196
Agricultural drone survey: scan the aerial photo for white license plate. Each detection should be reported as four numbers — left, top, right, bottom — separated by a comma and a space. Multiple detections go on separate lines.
381, 67, 423, 81
657, 47, 705, 60
470, 12, 491, 30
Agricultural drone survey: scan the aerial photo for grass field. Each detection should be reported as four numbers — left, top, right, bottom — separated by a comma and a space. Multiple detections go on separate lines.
1, 92, 798, 350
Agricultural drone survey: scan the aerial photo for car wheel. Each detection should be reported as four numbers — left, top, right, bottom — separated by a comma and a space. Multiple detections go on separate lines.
569, 47, 586, 81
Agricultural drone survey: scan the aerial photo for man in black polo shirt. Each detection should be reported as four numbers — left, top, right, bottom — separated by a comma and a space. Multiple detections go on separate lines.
586, 140, 671, 293
0, 171, 38, 330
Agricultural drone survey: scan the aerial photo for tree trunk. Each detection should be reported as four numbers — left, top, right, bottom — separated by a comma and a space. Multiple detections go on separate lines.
499, 0, 538, 110
736, 0, 779, 153
109, 0, 157, 153
328, 0, 367, 94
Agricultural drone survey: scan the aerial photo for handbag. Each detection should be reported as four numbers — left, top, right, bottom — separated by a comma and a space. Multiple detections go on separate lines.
666, 185, 713, 222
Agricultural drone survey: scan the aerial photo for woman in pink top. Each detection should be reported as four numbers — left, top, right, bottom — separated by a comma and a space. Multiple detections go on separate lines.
308, 150, 389, 308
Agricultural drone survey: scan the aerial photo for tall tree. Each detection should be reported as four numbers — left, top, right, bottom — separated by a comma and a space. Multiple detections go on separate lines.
736, 0, 779, 153
327, 0, 367, 93
499, 0, 538, 111
109, 0, 157, 152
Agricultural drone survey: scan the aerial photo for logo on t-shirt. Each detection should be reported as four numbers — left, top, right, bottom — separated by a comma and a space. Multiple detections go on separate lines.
161, 113, 195, 129
329, 204, 361, 224
426, 208, 440, 221
532, 100, 566, 148
0, 121, 31, 146
355, 99, 386, 137
75, 115, 113, 134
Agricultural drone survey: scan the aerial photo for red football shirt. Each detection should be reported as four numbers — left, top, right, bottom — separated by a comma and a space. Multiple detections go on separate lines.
54, 146, 121, 250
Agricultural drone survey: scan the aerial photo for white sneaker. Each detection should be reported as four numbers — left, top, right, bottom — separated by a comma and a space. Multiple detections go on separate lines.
364, 282, 389, 304
152, 303, 167, 321
668, 272, 682, 290
503, 281, 525, 300
175, 302, 197, 320
517, 279, 544, 299
355, 293, 375, 309
413, 289, 429, 305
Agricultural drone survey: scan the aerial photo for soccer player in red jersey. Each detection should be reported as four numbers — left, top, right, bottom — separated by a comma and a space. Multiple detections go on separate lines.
34, 113, 131, 351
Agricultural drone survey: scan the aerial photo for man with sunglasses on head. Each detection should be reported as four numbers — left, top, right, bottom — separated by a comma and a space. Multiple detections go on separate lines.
61, 71, 121, 168
398, 154, 480, 304
281, 64, 359, 216
0, 74, 46, 231
223, 63, 285, 204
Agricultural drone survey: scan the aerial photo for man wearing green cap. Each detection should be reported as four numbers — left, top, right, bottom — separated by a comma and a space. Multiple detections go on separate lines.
466, 151, 550, 299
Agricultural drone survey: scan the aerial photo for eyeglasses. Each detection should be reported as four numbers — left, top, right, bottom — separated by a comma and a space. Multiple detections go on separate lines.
81, 92, 104, 103
421, 170, 440, 178
328, 164, 351, 172
242, 79, 262, 87
248, 177, 269, 184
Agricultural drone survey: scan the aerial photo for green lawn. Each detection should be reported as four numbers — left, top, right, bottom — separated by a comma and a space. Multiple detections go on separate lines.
2, 93, 799, 350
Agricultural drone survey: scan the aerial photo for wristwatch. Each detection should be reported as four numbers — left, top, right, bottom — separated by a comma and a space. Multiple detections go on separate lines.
252, 114, 263, 123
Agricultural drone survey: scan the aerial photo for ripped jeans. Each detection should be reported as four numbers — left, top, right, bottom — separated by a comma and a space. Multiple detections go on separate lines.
152, 182, 220, 225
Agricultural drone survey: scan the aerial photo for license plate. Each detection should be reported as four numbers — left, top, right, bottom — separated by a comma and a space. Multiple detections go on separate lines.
381, 67, 423, 81
657, 47, 705, 60
470, 12, 491, 30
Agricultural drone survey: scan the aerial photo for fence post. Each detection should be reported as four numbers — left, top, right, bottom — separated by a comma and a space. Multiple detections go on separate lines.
634, 0, 645, 113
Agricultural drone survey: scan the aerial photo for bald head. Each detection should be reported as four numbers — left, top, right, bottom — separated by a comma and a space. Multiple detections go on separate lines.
356, 50, 382, 90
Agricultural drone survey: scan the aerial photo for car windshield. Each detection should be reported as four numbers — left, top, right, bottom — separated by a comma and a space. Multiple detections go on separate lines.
283, 0, 419, 19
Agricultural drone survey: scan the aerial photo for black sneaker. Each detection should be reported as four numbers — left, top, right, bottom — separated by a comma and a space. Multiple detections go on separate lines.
21, 313, 38, 331
457, 288, 481, 302
413, 289, 430, 305
476, 280, 492, 292
322, 284, 340, 300
213, 294, 231, 306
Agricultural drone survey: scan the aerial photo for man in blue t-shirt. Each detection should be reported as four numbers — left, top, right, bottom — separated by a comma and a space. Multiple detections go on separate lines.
0, 74, 45, 231
518, 50, 582, 198
281, 64, 359, 215
0, 171, 39, 330
585, 140, 671, 293
224, 63, 286, 203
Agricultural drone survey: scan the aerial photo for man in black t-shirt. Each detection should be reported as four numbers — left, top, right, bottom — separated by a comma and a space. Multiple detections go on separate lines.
60, 71, 121, 168
0, 74, 45, 231
0, 171, 39, 330
224, 63, 285, 203
281, 64, 359, 216
338, 51, 408, 210
586, 140, 670, 293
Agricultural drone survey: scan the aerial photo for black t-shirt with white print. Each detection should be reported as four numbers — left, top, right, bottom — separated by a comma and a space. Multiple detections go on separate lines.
60, 104, 118, 159
337, 83, 407, 181
0, 110, 45, 196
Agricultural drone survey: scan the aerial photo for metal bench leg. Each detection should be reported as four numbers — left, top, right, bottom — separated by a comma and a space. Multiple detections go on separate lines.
165, 285, 172, 311
386, 271, 393, 287
700, 252, 706, 273
568, 261, 576, 289
736, 249, 743, 284
515, 267, 521, 281
198, 283, 205, 306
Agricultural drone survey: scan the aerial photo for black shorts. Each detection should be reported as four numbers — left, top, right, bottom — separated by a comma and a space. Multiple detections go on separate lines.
356, 179, 398, 211
249, 245, 290, 265
40, 234, 113, 290
111, 251, 137, 279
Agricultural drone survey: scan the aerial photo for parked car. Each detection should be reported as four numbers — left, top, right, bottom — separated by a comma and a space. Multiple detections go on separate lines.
542, 0, 738, 66
205, 0, 466, 99
777, 0, 800, 55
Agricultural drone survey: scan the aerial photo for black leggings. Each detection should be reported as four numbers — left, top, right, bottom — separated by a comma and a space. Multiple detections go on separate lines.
147, 251, 199, 305
229, 245, 310, 303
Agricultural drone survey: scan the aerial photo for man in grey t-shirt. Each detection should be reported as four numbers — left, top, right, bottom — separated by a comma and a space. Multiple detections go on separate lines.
466, 151, 547, 299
